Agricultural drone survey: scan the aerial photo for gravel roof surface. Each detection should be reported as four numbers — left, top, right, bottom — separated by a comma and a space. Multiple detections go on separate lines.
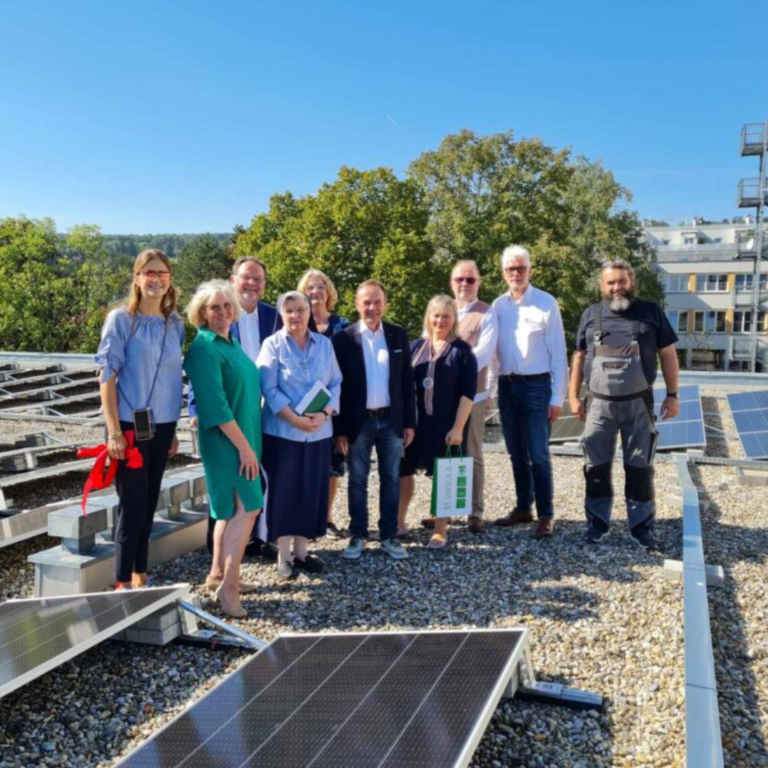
0, 390, 766, 768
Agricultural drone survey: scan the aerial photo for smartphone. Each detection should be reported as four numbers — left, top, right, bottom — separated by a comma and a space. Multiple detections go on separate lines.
133, 408, 154, 442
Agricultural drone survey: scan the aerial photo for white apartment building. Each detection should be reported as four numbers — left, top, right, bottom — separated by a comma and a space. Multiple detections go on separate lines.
644, 219, 768, 371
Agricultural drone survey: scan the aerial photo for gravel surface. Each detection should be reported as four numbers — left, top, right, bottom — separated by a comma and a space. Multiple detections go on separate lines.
0, 393, 766, 767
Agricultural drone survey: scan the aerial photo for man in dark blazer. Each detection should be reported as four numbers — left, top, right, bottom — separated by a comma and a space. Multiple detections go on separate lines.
333, 280, 416, 561
188, 256, 277, 560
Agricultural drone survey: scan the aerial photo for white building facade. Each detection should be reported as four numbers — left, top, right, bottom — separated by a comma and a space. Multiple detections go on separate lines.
644, 220, 768, 371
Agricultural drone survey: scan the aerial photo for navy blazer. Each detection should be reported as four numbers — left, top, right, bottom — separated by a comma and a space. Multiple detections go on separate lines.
187, 301, 277, 418
332, 320, 416, 444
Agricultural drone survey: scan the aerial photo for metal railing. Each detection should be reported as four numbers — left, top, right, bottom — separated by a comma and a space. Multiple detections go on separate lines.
741, 123, 768, 154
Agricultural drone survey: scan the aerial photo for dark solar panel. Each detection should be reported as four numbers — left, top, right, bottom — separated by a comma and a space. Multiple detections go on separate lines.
116, 629, 527, 768
727, 389, 768, 459
0, 586, 188, 699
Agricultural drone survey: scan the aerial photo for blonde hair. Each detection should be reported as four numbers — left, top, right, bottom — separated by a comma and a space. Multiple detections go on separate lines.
297, 269, 339, 311
126, 249, 178, 317
423, 294, 458, 340
185, 279, 241, 328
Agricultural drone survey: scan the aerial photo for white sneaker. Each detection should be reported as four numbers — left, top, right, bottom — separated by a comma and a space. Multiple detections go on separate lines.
380, 537, 409, 560
342, 537, 366, 560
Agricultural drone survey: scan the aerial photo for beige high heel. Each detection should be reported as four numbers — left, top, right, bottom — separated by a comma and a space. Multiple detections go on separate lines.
214, 586, 247, 619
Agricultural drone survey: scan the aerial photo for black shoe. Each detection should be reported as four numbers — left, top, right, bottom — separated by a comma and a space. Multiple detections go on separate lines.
261, 543, 278, 562
246, 540, 278, 561
325, 522, 348, 540
630, 529, 656, 551
244, 540, 263, 558
584, 528, 608, 544
294, 554, 324, 574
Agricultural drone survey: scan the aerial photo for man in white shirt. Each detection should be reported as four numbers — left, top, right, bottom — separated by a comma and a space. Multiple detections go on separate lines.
492, 245, 567, 538
333, 281, 416, 561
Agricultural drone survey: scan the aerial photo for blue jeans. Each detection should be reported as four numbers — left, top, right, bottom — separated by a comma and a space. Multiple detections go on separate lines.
347, 414, 403, 541
498, 377, 554, 519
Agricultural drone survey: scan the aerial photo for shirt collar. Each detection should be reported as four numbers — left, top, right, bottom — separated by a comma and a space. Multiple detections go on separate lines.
457, 299, 477, 316
509, 284, 533, 305
198, 326, 232, 344
358, 320, 384, 338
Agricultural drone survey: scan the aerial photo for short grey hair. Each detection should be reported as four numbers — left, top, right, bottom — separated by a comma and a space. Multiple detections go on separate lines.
600, 259, 636, 282
501, 245, 531, 269
277, 290, 311, 315
185, 279, 241, 328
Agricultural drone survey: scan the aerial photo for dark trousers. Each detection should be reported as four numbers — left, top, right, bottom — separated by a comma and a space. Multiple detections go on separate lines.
347, 414, 403, 542
114, 420, 176, 583
498, 377, 554, 519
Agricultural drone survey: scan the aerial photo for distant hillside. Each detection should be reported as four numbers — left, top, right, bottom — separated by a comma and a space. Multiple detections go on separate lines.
100, 233, 232, 260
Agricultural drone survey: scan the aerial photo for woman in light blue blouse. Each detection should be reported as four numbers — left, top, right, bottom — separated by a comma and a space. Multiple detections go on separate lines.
256, 291, 343, 580
95, 249, 184, 590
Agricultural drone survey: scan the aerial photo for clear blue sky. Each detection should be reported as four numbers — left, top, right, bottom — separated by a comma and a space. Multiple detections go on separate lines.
1, 0, 766, 234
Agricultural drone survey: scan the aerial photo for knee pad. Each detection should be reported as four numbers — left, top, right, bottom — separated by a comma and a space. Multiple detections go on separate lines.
625, 464, 655, 502
584, 462, 613, 499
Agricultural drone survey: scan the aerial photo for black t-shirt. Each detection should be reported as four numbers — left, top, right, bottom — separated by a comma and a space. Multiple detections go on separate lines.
575, 299, 678, 385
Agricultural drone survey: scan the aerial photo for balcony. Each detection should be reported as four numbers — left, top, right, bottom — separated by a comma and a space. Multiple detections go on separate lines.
738, 179, 768, 208
741, 123, 768, 157
736, 230, 768, 259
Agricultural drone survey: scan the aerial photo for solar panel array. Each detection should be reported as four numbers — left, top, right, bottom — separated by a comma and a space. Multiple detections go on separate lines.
0, 586, 188, 699
117, 629, 527, 768
727, 389, 768, 459
653, 384, 706, 450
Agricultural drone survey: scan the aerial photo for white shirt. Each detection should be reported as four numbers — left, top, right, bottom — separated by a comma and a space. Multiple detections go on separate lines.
238, 308, 261, 362
457, 301, 499, 403
358, 320, 390, 409
492, 285, 568, 408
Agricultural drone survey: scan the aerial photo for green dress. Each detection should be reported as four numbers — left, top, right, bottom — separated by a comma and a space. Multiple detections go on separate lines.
184, 327, 264, 519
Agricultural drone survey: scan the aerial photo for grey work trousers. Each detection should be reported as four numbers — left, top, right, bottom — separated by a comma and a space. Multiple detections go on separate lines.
581, 395, 658, 533
465, 399, 487, 518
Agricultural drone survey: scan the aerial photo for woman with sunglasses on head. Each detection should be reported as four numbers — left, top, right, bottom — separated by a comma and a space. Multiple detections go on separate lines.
95, 249, 184, 590
296, 269, 350, 539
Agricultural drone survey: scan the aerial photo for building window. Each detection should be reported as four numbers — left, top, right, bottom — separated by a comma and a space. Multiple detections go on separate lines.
678, 312, 689, 333
712, 238, 723, 244
661, 239, 670, 246
735, 274, 754, 291
734, 311, 753, 333
665, 274, 689, 292
693, 311, 704, 333
684, 237, 696, 245
695, 274, 728, 292
705, 311, 726, 333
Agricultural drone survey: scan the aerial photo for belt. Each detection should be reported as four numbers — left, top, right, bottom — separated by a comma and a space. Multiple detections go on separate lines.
505, 372, 550, 381
366, 407, 390, 416
588, 388, 651, 402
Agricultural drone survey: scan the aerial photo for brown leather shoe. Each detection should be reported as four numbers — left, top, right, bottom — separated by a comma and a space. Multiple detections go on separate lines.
468, 516, 484, 533
533, 519, 555, 538
494, 509, 534, 527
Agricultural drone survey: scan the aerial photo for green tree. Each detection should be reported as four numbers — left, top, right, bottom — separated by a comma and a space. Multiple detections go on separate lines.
235, 167, 442, 335
174, 233, 233, 302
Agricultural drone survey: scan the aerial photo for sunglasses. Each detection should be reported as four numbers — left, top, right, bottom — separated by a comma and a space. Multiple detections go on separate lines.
504, 266, 528, 274
139, 269, 171, 280
453, 277, 477, 285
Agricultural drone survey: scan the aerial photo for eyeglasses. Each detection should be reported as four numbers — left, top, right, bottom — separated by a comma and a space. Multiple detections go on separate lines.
504, 266, 528, 274
236, 275, 266, 284
139, 269, 171, 280
452, 277, 477, 285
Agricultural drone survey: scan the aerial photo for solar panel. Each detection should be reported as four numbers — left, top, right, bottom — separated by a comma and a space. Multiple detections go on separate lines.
727, 389, 768, 459
654, 385, 706, 450
0, 585, 189, 699
116, 629, 528, 768
550, 397, 585, 443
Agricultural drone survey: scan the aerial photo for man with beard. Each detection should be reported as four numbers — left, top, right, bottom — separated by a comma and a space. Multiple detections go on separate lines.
569, 259, 680, 550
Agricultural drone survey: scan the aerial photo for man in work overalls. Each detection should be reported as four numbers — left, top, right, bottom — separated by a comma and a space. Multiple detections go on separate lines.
568, 259, 680, 549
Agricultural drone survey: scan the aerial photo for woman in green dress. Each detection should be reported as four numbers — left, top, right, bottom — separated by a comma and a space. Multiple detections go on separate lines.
184, 279, 263, 619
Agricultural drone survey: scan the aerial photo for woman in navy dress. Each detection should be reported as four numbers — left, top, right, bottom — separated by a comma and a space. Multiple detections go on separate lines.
398, 295, 477, 549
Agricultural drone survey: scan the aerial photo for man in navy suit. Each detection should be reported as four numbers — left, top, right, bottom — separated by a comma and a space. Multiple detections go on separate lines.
333, 280, 416, 561
189, 256, 277, 559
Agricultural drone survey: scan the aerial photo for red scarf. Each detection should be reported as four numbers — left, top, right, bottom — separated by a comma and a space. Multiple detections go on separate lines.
76, 431, 143, 514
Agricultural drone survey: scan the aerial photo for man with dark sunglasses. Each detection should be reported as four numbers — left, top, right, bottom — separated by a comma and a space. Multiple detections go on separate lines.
448, 260, 498, 532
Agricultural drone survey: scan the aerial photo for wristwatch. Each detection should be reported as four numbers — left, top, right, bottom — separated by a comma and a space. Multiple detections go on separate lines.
666, 392, 678, 399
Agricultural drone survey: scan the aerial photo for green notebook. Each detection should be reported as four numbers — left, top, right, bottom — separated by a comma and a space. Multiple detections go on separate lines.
297, 381, 332, 415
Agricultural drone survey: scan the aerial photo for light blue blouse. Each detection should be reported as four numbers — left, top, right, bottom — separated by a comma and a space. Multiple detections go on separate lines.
95, 307, 185, 424
257, 329, 342, 443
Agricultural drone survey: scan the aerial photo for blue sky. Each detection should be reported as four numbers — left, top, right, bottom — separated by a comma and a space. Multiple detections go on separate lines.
1, 0, 766, 234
